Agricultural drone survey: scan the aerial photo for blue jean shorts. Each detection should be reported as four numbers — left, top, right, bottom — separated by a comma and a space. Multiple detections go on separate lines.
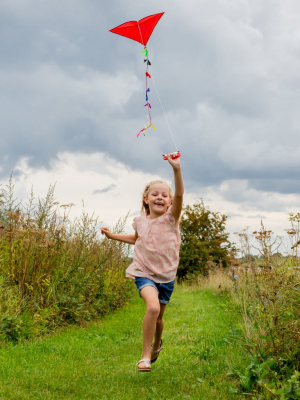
135, 277, 175, 305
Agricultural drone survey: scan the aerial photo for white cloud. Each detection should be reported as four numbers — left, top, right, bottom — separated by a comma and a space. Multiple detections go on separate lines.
1, 152, 297, 258
7, 152, 164, 233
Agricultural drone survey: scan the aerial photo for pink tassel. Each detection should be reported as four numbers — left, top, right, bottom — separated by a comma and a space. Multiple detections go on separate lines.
137, 128, 146, 138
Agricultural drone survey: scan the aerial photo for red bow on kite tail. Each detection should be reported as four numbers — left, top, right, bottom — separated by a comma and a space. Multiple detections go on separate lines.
109, 13, 164, 137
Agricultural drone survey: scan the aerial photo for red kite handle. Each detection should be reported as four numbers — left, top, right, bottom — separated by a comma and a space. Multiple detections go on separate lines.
162, 151, 181, 160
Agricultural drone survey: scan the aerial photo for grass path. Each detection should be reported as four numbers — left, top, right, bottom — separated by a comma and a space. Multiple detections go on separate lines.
0, 286, 248, 399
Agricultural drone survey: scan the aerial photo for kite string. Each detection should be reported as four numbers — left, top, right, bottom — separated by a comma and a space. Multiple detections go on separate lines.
148, 65, 179, 150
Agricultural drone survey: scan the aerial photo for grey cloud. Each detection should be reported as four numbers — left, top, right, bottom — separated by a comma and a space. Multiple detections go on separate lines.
246, 214, 267, 219
218, 179, 298, 212
93, 184, 116, 195
227, 212, 266, 219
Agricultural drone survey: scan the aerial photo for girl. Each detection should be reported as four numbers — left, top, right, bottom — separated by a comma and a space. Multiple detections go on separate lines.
101, 154, 184, 372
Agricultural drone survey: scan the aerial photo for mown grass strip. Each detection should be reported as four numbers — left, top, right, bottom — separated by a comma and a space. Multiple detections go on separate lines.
0, 286, 248, 400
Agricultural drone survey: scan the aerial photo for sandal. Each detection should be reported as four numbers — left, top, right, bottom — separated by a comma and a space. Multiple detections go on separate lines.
150, 339, 163, 364
137, 358, 151, 372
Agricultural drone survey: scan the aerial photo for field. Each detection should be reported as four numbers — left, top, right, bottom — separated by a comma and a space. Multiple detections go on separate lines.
0, 285, 249, 400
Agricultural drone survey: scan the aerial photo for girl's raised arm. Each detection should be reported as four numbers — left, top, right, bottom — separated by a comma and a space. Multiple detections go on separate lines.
167, 154, 184, 222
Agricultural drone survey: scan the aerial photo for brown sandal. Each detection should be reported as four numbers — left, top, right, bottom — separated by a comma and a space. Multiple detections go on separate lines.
137, 358, 151, 372
150, 339, 163, 364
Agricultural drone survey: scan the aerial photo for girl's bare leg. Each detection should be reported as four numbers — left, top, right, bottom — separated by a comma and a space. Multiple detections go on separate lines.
152, 303, 166, 351
139, 286, 160, 368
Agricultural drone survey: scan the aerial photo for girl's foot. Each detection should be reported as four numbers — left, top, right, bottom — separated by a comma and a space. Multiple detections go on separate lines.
137, 358, 151, 372
150, 339, 163, 363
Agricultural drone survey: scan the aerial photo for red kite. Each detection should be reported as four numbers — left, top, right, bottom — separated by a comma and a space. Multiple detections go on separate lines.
109, 13, 165, 138
109, 12, 164, 46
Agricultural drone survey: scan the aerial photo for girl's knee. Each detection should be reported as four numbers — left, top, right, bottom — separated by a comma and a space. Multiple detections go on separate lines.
147, 303, 160, 316
156, 316, 164, 325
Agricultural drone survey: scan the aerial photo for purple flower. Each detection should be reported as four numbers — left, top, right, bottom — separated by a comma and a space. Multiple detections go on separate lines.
234, 275, 238, 280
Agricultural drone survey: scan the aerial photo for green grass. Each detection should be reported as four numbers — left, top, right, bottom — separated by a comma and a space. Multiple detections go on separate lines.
0, 285, 248, 400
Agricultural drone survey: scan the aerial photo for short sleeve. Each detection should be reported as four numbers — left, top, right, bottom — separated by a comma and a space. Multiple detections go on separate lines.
132, 218, 137, 231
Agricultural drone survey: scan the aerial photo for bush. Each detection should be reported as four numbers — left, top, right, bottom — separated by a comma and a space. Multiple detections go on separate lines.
178, 200, 234, 280
0, 176, 134, 343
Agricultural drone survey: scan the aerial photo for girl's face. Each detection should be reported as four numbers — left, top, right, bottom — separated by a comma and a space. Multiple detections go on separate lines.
144, 183, 171, 217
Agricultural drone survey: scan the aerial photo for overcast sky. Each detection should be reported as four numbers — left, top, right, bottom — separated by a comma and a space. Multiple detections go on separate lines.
1, 0, 300, 254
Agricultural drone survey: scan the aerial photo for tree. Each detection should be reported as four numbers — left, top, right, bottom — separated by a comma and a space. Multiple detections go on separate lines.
178, 200, 233, 280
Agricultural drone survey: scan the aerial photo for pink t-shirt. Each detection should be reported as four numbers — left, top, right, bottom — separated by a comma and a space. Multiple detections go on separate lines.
126, 208, 181, 283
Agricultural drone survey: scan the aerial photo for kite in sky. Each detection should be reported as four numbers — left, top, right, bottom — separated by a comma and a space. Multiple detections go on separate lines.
109, 12, 180, 160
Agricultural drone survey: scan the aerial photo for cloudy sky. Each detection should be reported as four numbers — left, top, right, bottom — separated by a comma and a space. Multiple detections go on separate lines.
1, 0, 300, 254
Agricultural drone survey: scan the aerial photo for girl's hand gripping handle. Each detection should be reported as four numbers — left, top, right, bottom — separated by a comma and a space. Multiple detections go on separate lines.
166, 153, 181, 171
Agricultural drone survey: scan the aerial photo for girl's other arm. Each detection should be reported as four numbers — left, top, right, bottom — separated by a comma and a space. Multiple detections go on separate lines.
101, 228, 137, 245
167, 154, 184, 222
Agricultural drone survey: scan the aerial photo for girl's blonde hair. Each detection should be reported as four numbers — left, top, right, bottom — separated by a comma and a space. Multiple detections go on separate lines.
141, 180, 173, 216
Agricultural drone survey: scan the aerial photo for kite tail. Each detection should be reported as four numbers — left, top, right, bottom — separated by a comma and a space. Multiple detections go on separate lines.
137, 46, 154, 137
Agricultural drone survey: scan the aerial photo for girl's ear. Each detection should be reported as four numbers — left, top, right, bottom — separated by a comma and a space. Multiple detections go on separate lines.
144, 196, 149, 205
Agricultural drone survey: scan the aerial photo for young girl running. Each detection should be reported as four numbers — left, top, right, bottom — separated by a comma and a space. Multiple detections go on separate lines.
101, 154, 184, 372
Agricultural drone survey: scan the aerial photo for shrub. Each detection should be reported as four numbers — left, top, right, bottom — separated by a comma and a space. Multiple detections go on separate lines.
178, 200, 234, 280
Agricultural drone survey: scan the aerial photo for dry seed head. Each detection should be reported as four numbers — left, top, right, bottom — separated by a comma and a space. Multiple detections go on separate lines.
6, 212, 20, 220
287, 230, 296, 235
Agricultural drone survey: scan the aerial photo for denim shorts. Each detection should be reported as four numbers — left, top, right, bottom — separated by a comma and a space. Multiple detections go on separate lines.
135, 277, 175, 304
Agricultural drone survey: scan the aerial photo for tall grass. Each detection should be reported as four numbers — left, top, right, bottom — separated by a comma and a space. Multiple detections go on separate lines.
230, 265, 300, 398
183, 264, 300, 398
0, 176, 134, 343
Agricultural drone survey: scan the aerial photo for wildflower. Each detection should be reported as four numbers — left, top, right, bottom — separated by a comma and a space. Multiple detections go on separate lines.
234, 275, 238, 279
